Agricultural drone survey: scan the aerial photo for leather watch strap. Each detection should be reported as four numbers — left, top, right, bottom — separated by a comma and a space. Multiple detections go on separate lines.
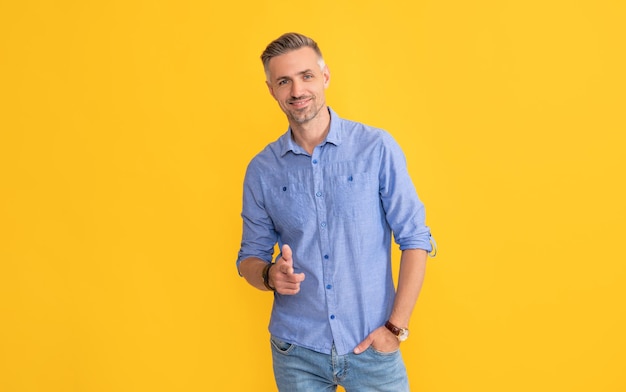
385, 320, 403, 336
262, 263, 276, 291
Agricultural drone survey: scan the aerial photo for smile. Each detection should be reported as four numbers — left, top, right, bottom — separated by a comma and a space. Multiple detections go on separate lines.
289, 98, 312, 108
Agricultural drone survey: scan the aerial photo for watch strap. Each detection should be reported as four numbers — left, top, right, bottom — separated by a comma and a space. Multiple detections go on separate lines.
385, 320, 409, 341
262, 263, 276, 291
385, 320, 404, 336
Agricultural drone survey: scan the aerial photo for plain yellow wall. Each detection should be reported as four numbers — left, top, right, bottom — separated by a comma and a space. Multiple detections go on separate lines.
1, 0, 625, 391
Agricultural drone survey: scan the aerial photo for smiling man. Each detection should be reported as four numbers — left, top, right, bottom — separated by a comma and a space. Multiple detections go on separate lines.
237, 32, 435, 391
265, 38, 331, 152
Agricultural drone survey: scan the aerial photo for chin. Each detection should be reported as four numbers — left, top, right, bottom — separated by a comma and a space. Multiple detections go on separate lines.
287, 110, 311, 124
292, 106, 323, 124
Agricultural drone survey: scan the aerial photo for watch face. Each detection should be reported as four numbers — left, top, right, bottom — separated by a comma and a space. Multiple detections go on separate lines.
398, 329, 409, 342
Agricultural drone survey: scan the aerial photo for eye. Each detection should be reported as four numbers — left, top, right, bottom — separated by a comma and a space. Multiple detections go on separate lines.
303, 74, 313, 80
277, 79, 289, 86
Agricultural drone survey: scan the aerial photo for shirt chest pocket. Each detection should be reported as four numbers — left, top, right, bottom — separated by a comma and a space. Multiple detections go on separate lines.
329, 172, 378, 219
266, 182, 310, 231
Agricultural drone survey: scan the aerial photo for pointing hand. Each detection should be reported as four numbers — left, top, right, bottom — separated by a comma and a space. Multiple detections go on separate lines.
271, 244, 305, 295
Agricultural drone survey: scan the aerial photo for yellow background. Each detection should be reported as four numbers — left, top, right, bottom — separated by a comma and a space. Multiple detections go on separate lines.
1, 0, 625, 391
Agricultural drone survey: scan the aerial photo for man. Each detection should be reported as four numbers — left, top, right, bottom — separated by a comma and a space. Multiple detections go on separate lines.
237, 32, 435, 391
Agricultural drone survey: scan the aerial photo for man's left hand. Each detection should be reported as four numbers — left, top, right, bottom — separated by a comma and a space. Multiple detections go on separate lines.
353, 325, 400, 354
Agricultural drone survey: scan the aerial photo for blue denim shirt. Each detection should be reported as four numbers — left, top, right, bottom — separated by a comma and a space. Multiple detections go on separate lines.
237, 108, 432, 356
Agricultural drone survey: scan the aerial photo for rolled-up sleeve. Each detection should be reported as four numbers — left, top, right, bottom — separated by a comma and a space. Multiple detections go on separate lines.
378, 133, 433, 252
236, 162, 277, 275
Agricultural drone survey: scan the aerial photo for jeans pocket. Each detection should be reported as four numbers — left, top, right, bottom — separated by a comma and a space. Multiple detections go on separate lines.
270, 336, 295, 355
367, 346, 400, 357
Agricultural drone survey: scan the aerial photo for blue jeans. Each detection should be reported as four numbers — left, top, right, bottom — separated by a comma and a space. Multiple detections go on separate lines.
270, 336, 410, 392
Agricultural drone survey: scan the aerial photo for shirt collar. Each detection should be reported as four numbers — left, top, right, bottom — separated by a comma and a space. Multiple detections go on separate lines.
280, 107, 343, 156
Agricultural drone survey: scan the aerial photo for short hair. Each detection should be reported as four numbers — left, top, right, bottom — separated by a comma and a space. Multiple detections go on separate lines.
261, 32, 325, 79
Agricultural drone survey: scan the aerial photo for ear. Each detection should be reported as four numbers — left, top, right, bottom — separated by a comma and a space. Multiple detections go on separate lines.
322, 65, 331, 88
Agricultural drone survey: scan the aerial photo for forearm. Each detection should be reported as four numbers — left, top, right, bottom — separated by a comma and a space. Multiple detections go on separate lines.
239, 257, 272, 291
388, 248, 428, 328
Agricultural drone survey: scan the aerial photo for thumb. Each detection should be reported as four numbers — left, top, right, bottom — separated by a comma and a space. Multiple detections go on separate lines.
280, 244, 295, 274
281, 244, 293, 264
353, 335, 373, 355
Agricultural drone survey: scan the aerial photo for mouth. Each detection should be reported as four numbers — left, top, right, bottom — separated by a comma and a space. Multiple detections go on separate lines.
289, 97, 312, 109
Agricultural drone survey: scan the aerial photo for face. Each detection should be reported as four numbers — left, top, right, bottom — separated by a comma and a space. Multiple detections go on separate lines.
266, 47, 330, 126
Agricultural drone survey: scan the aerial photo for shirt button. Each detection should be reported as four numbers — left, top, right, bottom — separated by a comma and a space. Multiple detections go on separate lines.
315, 191, 322, 197
324, 255, 329, 260
326, 284, 332, 289
312, 159, 318, 164
320, 222, 327, 228
330, 315, 335, 320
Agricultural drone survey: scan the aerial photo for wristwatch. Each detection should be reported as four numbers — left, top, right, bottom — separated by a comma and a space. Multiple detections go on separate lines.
385, 320, 409, 342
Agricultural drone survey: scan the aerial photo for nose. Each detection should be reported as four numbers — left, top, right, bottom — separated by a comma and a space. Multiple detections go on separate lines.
290, 79, 305, 98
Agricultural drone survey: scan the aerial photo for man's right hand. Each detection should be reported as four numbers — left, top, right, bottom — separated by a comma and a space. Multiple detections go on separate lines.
270, 244, 305, 295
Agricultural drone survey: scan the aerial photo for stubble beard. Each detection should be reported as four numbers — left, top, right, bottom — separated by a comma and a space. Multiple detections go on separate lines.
285, 96, 324, 125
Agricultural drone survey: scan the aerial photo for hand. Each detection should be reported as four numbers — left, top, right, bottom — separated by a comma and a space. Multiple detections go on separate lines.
270, 244, 305, 295
353, 325, 400, 354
